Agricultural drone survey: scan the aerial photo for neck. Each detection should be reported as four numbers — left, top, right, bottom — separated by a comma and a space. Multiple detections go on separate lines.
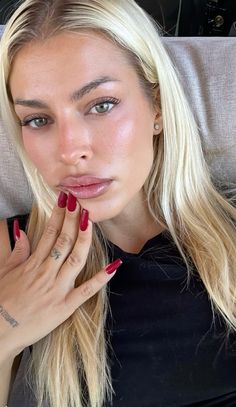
100, 191, 166, 254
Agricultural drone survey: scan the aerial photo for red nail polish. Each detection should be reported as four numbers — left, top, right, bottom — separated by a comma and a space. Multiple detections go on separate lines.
57, 191, 67, 208
13, 219, 20, 242
67, 193, 77, 212
105, 258, 123, 275
80, 209, 89, 231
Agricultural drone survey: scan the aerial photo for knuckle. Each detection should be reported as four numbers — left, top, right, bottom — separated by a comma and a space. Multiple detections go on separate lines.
95, 272, 107, 285
56, 232, 73, 248
12, 242, 28, 259
66, 252, 82, 267
13, 242, 25, 255
44, 224, 60, 239
24, 253, 40, 270
80, 281, 95, 298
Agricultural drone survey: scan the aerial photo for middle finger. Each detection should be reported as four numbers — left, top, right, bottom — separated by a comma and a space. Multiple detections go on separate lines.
42, 194, 81, 273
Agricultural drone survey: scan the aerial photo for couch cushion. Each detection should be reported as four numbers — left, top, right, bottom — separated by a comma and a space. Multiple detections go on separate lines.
163, 36, 236, 184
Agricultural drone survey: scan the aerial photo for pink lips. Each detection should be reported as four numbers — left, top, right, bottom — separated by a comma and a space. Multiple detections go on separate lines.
60, 175, 112, 199
60, 175, 111, 187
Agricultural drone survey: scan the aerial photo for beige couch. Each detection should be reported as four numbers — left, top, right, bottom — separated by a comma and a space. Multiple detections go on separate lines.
0, 36, 235, 219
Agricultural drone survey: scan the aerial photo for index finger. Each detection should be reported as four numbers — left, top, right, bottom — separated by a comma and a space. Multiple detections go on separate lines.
65, 259, 123, 313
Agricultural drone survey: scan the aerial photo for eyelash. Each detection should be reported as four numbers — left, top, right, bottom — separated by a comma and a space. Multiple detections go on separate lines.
19, 97, 120, 129
89, 97, 120, 115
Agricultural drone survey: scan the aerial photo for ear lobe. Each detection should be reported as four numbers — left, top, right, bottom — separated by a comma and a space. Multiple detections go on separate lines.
154, 115, 163, 134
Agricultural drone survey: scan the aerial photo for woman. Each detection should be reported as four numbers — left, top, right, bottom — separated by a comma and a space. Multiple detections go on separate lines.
0, 0, 235, 406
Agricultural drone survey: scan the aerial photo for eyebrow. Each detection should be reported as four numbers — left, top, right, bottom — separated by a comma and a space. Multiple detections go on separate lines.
14, 75, 120, 108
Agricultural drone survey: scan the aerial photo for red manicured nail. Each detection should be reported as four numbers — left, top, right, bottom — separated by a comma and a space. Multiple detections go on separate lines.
67, 193, 77, 212
105, 258, 123, 275
13, 219, 20, 242
80, 209, 89, 231
57, 191, 68, 208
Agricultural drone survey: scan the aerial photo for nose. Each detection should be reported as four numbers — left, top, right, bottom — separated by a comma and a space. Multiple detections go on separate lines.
57, 119, 92, 165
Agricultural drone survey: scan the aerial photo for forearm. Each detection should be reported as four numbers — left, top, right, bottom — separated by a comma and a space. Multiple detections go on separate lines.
0, 355, 15, 407
0, 333, 21, 407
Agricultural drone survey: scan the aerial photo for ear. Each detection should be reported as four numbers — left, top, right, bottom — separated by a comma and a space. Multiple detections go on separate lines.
152, 85, 162, 134
154, 115, 163, 135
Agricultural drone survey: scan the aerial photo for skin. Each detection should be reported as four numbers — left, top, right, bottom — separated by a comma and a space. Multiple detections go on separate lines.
9, 31, 164, 253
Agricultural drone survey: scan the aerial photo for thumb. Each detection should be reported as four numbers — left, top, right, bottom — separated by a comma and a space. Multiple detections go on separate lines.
8, 222, 31, 266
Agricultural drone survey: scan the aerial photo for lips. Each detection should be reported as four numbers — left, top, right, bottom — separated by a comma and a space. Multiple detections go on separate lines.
59, 175, 113, 199
60, 175, 112, 187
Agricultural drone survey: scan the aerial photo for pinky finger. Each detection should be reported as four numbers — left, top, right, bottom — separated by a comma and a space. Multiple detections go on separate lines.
65, 258, 122, 312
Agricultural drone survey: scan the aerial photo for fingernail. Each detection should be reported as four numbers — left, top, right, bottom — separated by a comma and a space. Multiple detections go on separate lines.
80, 209, 89, 231
67, 193, 77, 212
57, 191, 68, 208
105, 258, 123, 275
13, 219, 20, 242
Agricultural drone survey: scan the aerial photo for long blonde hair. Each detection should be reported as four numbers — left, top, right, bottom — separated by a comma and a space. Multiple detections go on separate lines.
0, 1, 236, 406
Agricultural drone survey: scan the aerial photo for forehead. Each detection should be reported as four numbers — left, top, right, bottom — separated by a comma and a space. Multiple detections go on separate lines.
9, 31, 133, 93
12, 30, 127, 63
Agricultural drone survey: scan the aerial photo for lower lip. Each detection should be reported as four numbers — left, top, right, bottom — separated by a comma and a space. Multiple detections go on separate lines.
63, 181, 112, 199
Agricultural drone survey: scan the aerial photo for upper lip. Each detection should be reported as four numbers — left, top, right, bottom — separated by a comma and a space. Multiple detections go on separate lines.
60, 175, 112, 187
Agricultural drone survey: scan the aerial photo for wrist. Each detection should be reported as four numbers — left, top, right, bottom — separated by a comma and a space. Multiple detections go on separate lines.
0, 336, 23, 365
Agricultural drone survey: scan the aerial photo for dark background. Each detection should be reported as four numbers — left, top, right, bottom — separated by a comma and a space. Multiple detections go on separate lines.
0, 0, 236, 36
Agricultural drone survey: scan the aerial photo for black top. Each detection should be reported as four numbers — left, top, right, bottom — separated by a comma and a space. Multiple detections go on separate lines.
6, 214, 236, 407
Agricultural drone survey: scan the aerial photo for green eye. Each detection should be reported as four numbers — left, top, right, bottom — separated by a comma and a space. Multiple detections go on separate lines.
30, 118, 48, 128
94, 102, 111, 114
21, 117, 48, 129
89, 98, 120, 115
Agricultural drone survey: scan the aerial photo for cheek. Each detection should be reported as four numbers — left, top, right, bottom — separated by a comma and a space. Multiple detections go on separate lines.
103, 116, 153, 160
110, 120, 135, 155
22, 134, 50, 171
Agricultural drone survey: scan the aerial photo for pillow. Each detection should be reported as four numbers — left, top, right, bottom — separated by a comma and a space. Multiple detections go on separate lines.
163, 36, 236, 184
0, 36, 235, 218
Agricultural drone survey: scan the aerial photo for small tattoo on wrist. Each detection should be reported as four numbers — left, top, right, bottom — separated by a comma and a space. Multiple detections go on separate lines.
50, 248, 62, 260
0, 305, 19, 328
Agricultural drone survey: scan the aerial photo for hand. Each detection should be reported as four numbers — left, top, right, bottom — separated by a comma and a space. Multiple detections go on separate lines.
0, 194, 121, 358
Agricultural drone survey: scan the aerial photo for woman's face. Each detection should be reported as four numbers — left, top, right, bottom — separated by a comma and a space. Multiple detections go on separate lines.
10, 32, 160, 222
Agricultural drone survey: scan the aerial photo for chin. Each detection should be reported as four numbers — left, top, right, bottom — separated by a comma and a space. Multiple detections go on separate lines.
77, 199, 122, 224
